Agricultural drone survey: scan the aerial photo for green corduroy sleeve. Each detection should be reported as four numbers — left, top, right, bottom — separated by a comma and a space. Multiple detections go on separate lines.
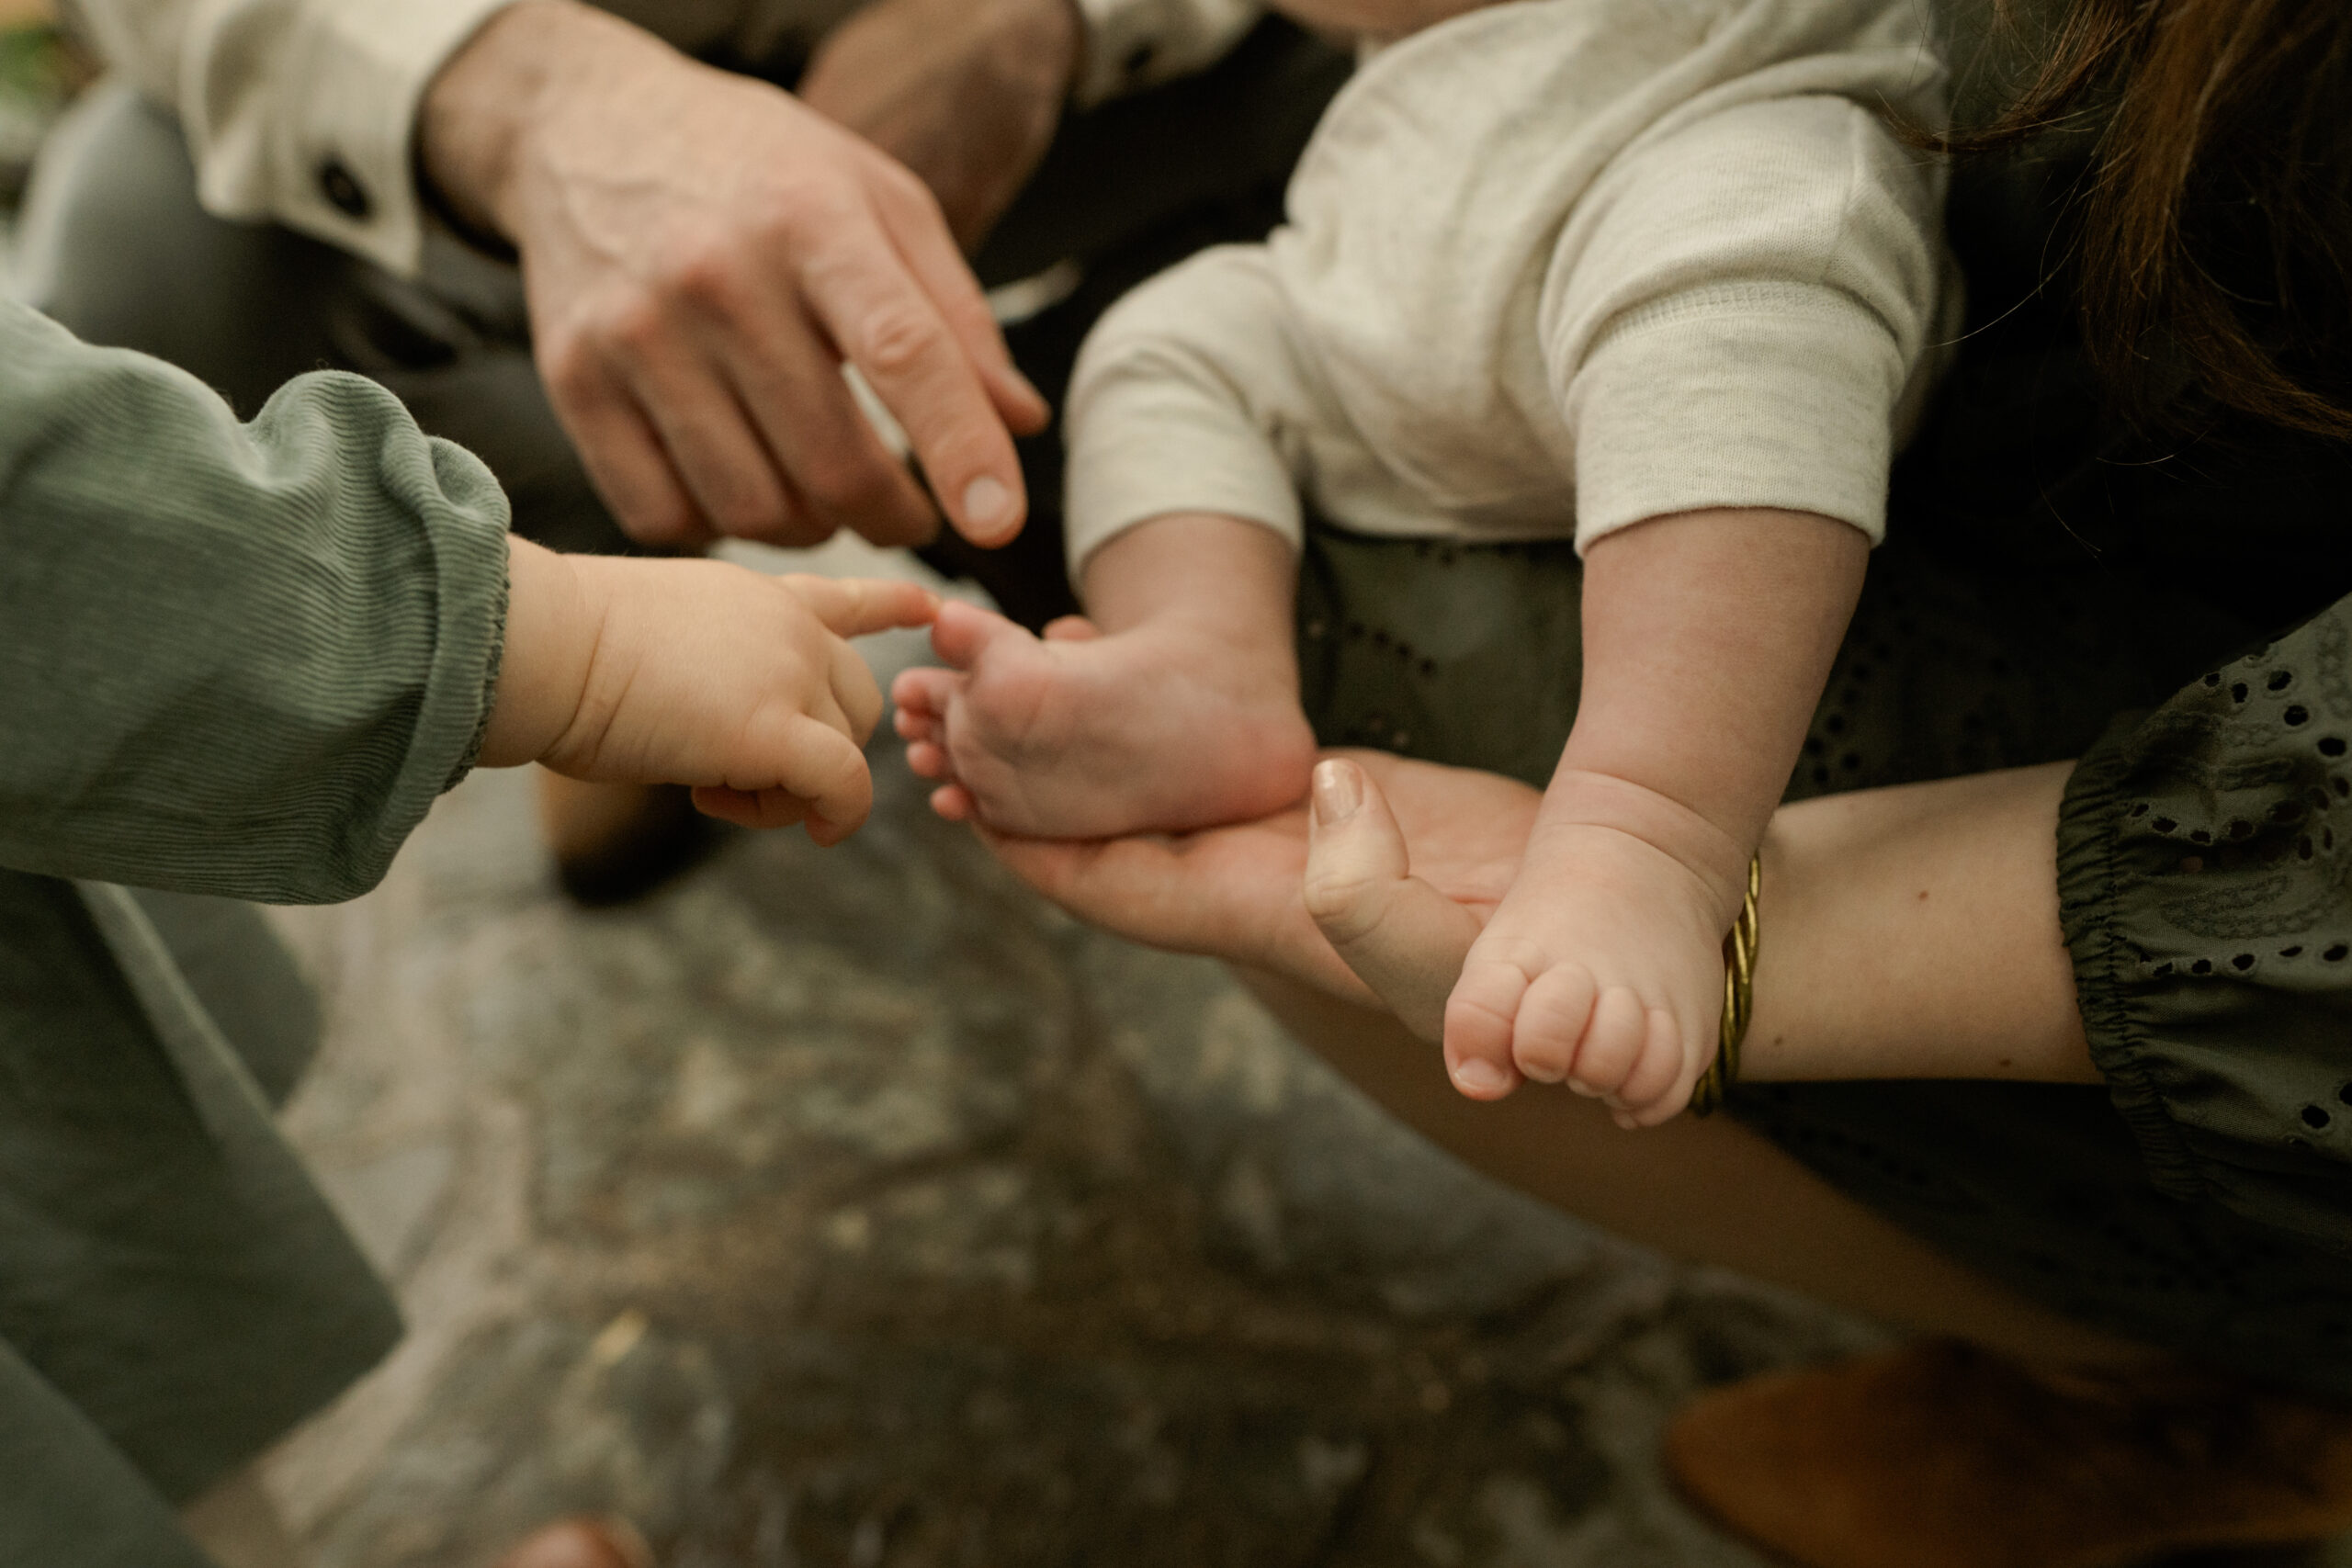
2059, 596, 2352, 1256
0, 300, 510, 904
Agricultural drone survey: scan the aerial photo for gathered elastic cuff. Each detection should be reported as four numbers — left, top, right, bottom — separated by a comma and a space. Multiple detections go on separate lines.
2056, 712, 2209, 1202
447, 532, 510, 792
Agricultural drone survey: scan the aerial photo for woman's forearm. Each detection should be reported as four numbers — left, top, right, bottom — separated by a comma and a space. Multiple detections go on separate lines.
1747, 761, 2098, 1084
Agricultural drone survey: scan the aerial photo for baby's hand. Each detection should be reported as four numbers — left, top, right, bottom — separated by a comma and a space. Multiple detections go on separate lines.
486, 540, 937, 844
1442, 772, 1746, 1127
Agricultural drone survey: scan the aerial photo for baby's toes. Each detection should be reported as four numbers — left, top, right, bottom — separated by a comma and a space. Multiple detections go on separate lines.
1443, 960, 1531, 1100
904, 740, 956, 782
1510, 965, 1598, 1085
891, 666, 957, 723
927, 783, 978, 821
1613, 1008, 1695, 1122
929, 600, 1032, 673
1566, 986, 1649, 1099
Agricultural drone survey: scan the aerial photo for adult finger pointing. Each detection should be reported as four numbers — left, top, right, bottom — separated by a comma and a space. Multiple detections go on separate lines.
797, 187, 1032, 547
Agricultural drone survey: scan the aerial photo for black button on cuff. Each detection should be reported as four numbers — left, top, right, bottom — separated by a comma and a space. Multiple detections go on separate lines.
318, 157, 373, 221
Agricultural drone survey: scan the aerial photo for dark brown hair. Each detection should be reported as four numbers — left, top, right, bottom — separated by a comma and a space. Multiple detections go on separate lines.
1960, 0, 2352, 438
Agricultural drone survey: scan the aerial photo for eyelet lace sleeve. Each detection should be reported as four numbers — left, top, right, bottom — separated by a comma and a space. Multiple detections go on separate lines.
2062, 597, 2352, 1254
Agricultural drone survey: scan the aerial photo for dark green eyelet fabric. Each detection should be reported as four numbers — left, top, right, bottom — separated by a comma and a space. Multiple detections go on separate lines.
1293, 513, 2352, 1397
2060, 608, 2352, 1260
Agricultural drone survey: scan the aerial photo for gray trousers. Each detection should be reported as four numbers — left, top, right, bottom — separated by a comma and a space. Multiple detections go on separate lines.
0, 872, 399, 1568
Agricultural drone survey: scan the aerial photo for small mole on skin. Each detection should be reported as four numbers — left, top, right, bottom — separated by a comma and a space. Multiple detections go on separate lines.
1917, 889, 1930, 901
1998, 1057, 2014, 1069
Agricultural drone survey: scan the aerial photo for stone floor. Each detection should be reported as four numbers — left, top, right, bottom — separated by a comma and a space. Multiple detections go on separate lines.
248, 592, 1891, 1568
243, 551, 2352, 1568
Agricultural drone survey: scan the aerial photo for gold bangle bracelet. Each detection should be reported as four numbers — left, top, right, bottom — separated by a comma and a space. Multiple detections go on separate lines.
1690, 852, 1761, 1118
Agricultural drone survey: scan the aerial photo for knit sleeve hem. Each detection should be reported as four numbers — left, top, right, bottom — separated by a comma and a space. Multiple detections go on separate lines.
428, 444, 510, 795
1062, 245, 1310, 577
1566, 280, 1900, 552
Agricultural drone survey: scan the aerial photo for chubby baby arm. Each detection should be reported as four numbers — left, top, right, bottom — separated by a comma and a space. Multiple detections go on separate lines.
485, 538, 937, 843
1443, 507, 1866, 1123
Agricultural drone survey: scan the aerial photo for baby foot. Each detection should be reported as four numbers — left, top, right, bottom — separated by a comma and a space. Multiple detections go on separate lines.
1442, 773, 1747, 1127
891, 600, 1317, 838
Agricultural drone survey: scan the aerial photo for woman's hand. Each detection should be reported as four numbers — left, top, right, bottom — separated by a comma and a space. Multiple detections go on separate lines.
983, 750, 1538, 1002
987, 751, 2104, 1087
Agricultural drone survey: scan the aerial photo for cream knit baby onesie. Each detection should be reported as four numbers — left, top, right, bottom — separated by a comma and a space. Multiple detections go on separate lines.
1063, 0, 1956, 570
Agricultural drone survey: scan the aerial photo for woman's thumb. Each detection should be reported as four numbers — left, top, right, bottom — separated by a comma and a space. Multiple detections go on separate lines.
1303, 759, 1482, 1043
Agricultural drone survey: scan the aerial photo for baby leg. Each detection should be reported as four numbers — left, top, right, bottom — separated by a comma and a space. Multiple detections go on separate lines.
1440, 508, 1868, 1125
894, 513, 1317, 837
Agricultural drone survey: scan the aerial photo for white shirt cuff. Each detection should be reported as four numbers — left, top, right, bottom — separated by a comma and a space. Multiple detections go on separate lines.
1069, 0, 1260, 107
1567, 281, 1906, 551
189, 0, 519, 279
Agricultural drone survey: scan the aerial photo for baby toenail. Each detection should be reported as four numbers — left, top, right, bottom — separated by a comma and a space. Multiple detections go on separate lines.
1452, 1058, 1513, 1096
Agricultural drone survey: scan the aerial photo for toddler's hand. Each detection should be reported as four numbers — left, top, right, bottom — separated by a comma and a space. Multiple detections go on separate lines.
1442, 772, 1746, 1127
486, 540, 937, 843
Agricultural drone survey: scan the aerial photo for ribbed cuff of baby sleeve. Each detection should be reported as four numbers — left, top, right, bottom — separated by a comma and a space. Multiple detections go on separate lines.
1062, 387, 1304, 580
1566, 280, 1903, 552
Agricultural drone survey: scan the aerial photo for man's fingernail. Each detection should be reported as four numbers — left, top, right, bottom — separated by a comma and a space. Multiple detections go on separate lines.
1451, 1057, 1513, 1097
1311, 760, 1361, 826
962, 475, 1012, 532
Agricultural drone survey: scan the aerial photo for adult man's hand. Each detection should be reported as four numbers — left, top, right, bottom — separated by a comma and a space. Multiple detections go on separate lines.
421, 0, 1049, 551
797, 0, 1081, 254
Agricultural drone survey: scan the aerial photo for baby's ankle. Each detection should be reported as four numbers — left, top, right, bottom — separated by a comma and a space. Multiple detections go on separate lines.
1533, 768, 1752, 910
1094, 601, 1301, 697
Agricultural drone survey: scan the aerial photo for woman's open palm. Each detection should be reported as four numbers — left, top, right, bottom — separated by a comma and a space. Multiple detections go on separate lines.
981, 750, 1539, 1009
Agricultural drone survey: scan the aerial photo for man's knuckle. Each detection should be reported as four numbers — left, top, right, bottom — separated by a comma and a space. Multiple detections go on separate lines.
664, 245, 748, 315
767, 179, 860, 248
540, 338, 601, 403
799, 449, 895, 515
602, 296, 673, 361
1302, 872, 1382, 933
856, 307, 947, 378
709, 493, 779, 537
876, 160, 933, 212
624, 494, 697, 547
